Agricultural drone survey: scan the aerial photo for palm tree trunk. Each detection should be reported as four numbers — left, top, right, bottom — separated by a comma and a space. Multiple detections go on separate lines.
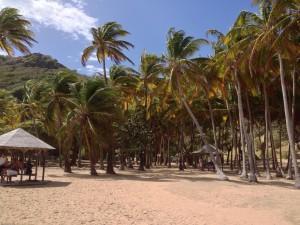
64, 153, 72, 173
99, 148, 105, 170
263, 82, 272, 180
234, 74, 247, 179
57, 107, 63, 168
167, 136, 171, 168
206, 93, 222, 167
279, 120, 283, 169
179, 121, 184, 171
246, 92, 258, 176
207, 94, 218, 151
278, 54, 300, 188
120, 148, 125, 170
77, 132, 82, 168
106, 147, 116, 174
176, 75, 228, 180
235, 70, 257, 182
138, 149, 145, 171
84, 131, 97, 176
103, 58, 108, 85
224, 97, 236, 170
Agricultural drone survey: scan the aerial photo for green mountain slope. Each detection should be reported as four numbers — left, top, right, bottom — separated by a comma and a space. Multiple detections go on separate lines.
0, 53, 80, 91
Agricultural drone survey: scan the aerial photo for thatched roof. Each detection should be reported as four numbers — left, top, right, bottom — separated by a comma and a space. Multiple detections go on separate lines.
0, 128, 55, 152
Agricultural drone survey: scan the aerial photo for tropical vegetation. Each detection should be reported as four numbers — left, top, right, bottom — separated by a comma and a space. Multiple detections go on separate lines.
1, 1, 300, 188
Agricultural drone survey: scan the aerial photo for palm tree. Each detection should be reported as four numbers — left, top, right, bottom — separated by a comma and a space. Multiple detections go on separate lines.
163, 28, 228, 180
22, 80, 46, 137
46, 71, 78, 167
139, 53, 164, 119
81, 22, 134, 84
0, 7, 36, 56
239, 0, 300, 187
66, 78, 120, 175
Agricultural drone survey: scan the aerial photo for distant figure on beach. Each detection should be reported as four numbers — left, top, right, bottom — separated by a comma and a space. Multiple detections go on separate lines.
25, 159, 33, 175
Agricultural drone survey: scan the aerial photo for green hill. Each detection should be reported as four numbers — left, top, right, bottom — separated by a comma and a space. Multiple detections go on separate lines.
0, 53, 80, 92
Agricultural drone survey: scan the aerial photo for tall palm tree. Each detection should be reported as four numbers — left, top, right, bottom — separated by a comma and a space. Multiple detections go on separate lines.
81, 22, 134, 84
238, 0, 300, 187
139, 53, 164, 119
163, 28, 228, 180
0, 7, 36, 56
66, 78, 120, 175
22, 80, 46, 137
46, 71, 78, 167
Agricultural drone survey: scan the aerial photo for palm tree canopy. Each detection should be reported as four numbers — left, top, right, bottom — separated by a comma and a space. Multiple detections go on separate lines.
81, 21, 134, 66
166, 28, 208, 60
0, 7, 36, 56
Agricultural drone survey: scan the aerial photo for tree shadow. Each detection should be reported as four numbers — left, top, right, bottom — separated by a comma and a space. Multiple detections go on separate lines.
61, 169, 296, 189
44, 165, 297, 189
0, 180, 71, 189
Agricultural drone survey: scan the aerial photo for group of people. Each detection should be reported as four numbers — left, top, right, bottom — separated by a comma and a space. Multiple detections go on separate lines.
0, 154, 33, 181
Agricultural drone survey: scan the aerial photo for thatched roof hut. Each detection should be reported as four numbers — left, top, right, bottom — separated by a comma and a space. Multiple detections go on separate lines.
0, 128, 54, 184
0, 128, 54, 152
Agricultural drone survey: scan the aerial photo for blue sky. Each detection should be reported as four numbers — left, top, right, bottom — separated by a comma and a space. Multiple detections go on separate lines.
0, 0, 256, 75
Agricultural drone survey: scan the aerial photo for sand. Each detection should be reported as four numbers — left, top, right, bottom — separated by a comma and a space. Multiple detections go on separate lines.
1, 167, 300, 225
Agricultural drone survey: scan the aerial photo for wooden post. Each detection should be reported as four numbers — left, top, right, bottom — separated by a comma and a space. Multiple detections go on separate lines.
20, 153, 24, 183
42, 151, 45, 182
35, 153, 38, 181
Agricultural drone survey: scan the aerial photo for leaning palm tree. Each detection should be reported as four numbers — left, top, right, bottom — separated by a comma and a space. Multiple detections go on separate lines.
0, 7, 36, 56
163, 28, 228, 180
81, 22, 134, 84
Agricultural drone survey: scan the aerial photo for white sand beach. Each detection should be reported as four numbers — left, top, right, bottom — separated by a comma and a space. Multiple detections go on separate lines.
1, 167, 299, 225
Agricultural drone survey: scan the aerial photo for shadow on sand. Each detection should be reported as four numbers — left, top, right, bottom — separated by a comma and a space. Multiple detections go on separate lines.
56, 168, 296, 189
0, 180, 71, 189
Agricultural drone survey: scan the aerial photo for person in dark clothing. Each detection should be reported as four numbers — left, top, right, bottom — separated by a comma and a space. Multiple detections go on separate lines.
25, 159, 33, 175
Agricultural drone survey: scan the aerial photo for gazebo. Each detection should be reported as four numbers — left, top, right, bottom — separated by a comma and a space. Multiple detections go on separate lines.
191, 144, 223, 170
0, 128, 55, 184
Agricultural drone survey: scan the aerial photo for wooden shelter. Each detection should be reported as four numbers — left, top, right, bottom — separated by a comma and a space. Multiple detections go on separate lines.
191, 144, 223, 170
0, 128, 55, 184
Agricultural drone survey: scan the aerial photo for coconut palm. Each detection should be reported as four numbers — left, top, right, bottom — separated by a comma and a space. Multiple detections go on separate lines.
139, 53, 164, 119
0, 7, 36, 56
81, 22, 134, 84
22, 80, 47, 137
213, 28, 257, 181
163, 28, 228, 180
66, 78, 120, 175
46, 71, 78, 167
234, 0, 300, 187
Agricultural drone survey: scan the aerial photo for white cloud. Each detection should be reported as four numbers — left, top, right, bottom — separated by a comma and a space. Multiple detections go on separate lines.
89, 53, 98, 62
0, 0, 97, 40
69, 0, 86, 9
86, 64, 101, 74
0, 49, 8, 55
85, 64, 109, 76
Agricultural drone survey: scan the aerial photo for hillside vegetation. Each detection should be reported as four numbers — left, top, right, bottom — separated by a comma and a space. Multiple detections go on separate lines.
0, 53, 79, 91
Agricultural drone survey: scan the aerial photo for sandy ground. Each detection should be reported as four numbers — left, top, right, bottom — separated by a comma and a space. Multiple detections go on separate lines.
1, 166, 300, 225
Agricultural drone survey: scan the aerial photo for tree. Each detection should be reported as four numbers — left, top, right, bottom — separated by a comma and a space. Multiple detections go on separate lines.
245, 0, 300, 187
81, 22, 134, 84
0, 7, 36, 56
163, 28, 228, 180
66, 78, 120, 175
46, 71, 78, 167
